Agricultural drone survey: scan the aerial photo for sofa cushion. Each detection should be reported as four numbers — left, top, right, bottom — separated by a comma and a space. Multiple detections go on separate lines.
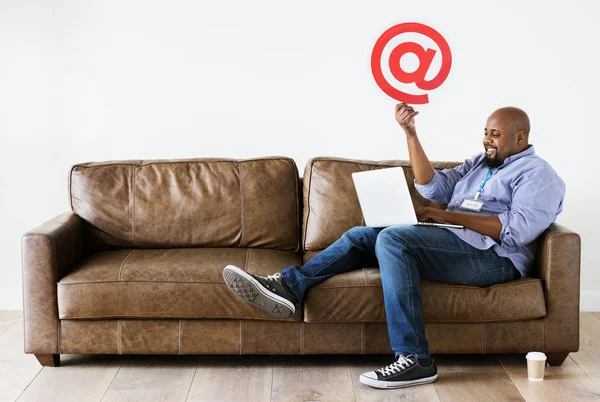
57, 248, 303, 321
302, 253, 547, 323
301, 157, 460, 252
69, 157, 300, 251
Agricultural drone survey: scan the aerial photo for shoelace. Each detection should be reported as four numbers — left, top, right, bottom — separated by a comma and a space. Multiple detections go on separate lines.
377, 355, 415, 376
259, 273, 282, 281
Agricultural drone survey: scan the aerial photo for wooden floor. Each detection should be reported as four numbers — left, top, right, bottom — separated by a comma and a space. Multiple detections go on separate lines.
2, 311, 600, 402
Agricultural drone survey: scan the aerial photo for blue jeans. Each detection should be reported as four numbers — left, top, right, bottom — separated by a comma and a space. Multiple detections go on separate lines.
281, 225, 521, 359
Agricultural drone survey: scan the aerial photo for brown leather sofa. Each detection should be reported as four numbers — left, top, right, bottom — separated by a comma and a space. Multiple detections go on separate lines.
21, 156, 580, 367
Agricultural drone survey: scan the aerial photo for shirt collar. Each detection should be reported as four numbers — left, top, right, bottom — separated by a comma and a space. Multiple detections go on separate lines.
500, 144, 535, 167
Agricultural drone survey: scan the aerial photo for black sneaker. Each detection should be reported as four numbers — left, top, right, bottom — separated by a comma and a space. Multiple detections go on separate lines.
222, 265, 298, 318
359, 354, 438, 389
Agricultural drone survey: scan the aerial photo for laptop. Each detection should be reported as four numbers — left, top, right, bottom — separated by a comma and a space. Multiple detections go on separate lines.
351, 167, 464, 229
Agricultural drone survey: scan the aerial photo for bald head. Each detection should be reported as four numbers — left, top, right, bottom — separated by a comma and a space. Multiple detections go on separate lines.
482, 106, 531, 167
491, 106, 530, 137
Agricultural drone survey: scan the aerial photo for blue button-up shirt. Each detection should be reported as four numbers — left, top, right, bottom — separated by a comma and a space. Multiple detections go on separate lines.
414, 145, 565, 278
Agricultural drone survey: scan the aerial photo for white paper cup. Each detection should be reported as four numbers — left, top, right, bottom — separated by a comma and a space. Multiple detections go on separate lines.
526, 352, 547, 380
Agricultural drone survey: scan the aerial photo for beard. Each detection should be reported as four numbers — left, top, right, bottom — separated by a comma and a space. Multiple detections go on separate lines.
482, 155, 502, 168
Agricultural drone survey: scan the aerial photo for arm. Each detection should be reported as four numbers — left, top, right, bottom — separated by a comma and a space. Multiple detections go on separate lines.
406, 135, 435, 185
416, 207, 502, 240
441, 212, 502, 241
497, 167, 565, 247
22, 212, 86, 355
395, 103, 474, 204
395, 102, 434, 184
413, 160, 475, 205
417, 166, 566, 245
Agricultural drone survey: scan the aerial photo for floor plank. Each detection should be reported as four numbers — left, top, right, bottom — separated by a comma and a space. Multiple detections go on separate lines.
16, 355, 121, 402
500, 354, 600, 401
101, 355, 198, 402
571, 313, 600, 390
0, 310, 23, 325
0, 321, 16, 338
271, 355, 355, 402
0, 321, 43, 402
433, 370, 524, 401
581, 312, 600, 331
187, 355, 273, 402
348, 355, 441, 402
4, 310, 600, 401
581, 312, 600, 334
105, 389, 192, 401
433, 353, 505, 372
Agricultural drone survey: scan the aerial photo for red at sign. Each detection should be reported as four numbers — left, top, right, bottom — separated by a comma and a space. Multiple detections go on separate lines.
371, 22, 452, 105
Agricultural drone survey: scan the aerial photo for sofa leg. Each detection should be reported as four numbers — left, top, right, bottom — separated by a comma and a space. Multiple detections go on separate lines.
35, 354, 60, 367
546, 352, 569, 366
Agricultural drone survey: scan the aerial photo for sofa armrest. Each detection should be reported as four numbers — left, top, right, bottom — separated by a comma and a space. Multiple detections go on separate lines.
536, 222, 581, 353
21, 212, 85, 354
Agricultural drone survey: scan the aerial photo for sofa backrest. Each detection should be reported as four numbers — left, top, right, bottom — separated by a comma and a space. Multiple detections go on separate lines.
69, 157, 301, 251
301, 157, 461, 252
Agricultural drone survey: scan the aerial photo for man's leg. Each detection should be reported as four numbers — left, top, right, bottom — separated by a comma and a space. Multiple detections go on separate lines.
359, 224, 520, 389
374, 225, 520, 358
281, 226, 382, 302
223, 226, 382, 317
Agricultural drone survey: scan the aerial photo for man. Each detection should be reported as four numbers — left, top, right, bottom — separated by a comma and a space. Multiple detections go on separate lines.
222, 103, 565, 389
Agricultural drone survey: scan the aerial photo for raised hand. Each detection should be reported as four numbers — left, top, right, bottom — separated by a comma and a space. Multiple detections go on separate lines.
395, 102, 419, 137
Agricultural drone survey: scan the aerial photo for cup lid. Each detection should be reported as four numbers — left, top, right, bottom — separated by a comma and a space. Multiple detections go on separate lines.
526, 352, 547, 360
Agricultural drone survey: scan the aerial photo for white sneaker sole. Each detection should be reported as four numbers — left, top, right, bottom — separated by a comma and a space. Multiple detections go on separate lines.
222, 265, 295, 318
359, 373, 438, 389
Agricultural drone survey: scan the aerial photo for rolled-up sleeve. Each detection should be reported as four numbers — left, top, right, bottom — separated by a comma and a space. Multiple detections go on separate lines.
414, 157, 475, 204
498, 167, 565, 247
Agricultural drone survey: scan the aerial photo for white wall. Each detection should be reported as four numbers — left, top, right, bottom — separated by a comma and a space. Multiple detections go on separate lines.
1, 0, 598, 310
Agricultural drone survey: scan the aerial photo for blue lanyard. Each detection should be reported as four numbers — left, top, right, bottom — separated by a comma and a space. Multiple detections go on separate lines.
474, 168, 499, 200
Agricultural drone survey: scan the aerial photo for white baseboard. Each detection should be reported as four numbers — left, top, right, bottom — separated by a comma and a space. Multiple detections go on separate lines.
0, 288, 22, 310
581, 291, 600, 312
2, 287, 600, 312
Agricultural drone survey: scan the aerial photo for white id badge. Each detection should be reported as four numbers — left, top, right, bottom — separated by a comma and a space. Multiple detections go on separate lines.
460, 199, 484, 212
